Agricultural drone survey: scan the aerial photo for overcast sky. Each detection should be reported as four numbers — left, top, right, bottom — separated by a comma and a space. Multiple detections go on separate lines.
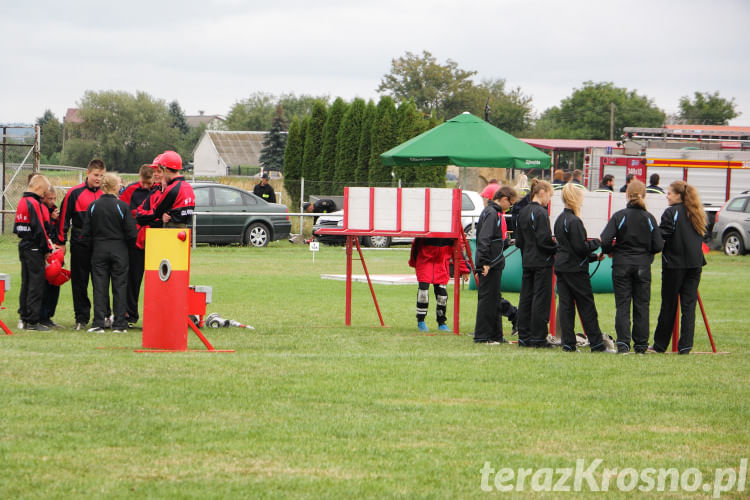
2, 0, 749, 126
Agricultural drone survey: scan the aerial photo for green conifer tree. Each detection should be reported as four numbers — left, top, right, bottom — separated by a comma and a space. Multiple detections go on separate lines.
301, 100, 327, 192
259, 105, 288, 173
333, 98, 365, 195
355, 100, 376, 185
318, 97, 347, 193
368, 96, 398, 186
283, 116, 303, 209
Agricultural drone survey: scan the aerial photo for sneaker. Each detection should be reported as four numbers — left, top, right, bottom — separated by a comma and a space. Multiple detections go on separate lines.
127, 322, 137, 329
103, 315, 113, 329
592, 348, 616, 354
40, 320, 60, 329
475, 340, 502, 345
75, 322, 86, 331
417, 321, 429, 332
24, 322, 51, 331
112, 328, 128, 334
17, 319, 24, 329
437, 324, 450, 332
87, 326, 106, 333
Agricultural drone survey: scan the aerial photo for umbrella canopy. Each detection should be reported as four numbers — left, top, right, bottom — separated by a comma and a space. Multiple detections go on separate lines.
381, 112, 551, 169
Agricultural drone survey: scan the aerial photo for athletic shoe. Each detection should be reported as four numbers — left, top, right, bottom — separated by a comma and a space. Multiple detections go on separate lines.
127, 322, 137, 329
24, 322, 50, 331
112, 328, 127, 334
476, 340, 502, 345
417, 321, 429, 332
40, 320, 60, 329
87, 326, 106, 333
437, 324, 450, 332
75, 322, 86, 331
17, 320, 24, 329
592, 348, 616, 354
103, 315, 113, 329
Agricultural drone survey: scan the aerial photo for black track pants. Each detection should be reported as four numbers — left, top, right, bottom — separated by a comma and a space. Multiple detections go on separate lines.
652, 267, 702, 354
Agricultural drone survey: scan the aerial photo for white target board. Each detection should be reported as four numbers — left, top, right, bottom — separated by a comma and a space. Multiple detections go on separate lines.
550, 190, 670, 238
343, 187, 460, 237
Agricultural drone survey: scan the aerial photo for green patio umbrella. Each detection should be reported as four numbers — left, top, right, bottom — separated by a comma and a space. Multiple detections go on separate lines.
380, 112, 550, 169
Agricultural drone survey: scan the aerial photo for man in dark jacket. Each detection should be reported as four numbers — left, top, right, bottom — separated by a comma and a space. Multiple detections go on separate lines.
81, 173, 137, 333
253, 173, 276, 203
120, 164, 155, 325
304, 199, 337, 223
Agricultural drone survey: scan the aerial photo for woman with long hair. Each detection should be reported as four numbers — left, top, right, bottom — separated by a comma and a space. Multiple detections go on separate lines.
515, 179, 557, 348
600, 180, 664, 354
652, 181, 707, 354
473, 186, 518, 344
554, 184, 611, 352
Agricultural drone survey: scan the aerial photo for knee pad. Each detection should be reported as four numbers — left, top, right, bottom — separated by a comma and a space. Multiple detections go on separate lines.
417, 288, 429, 304
436, 294, 448, 307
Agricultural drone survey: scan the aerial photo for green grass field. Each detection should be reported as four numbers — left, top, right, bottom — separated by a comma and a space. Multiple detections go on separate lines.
0, 236, 748, 498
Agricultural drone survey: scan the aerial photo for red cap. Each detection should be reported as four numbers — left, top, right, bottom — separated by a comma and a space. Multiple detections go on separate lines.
150, 154, 163, 169
159, 150, 182, 170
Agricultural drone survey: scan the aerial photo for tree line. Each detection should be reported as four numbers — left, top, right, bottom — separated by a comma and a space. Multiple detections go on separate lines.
31, 50, 739, 176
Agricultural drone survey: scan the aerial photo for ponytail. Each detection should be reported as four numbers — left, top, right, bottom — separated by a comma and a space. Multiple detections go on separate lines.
670, 181, 706, 235
529, 179, 552, 200
626, 180, 647, 209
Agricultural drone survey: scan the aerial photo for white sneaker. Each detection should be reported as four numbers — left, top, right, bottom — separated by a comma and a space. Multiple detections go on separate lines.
87, 326, 106, 333
112, 328, 127, 334
17, 319, 24, 329
103, 315, 114, 329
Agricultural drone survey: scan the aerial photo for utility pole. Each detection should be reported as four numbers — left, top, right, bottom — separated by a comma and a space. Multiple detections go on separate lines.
610, 103, 615, 140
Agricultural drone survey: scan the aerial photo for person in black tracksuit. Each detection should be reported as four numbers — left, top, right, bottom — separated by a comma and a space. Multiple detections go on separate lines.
15, 175, 55, 331
554, 184, 610, 352
253, 173, 276, 203
652, 181, 707, 354
600, 180, 664, 353
473, 186, 518, 344
516, 180, 557, 348
119, 164, 155, 325
59, 159, 106, 329
81, 173, 137, 332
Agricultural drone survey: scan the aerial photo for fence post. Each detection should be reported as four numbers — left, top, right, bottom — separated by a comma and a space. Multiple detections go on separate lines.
300, 177, 305, 236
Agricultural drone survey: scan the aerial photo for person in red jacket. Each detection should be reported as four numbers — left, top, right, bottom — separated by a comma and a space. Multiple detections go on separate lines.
152, 151, 195, 228
15, 174, 56, 331
409, 238, 469, 332
120, 164, 155, 325
59, 159, 106, 330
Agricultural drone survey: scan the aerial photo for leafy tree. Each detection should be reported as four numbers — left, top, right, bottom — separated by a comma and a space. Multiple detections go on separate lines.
301, 100, 327, 188
227, 92, 330, 131
678, 91, 739, 125
458, 78, 534, 135
378, 50, 477, 118
533, 81, 665, 140
283, 116, 304, 209
75, 90, 179, 172
355, 100, 376, 185
259, 105, 288, 173
225, 92, 276, 131
62, 137, 98, 168
168, 100, 190, 135
318, 98, 347, 193
36, 109, 63, 160
368, 96, 398, 186
334, 98, 365, 195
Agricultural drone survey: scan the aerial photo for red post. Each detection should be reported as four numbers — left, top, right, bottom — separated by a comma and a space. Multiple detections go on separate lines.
549, 272, 557, 337
453, 239, 461, 335
697, 292, 717, 353
354, 237, 385, 327
345, 236, 353, 326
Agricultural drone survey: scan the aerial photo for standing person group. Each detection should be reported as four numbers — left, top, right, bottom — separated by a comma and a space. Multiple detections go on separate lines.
15, 150, 194, 333
466, 177, 706, 355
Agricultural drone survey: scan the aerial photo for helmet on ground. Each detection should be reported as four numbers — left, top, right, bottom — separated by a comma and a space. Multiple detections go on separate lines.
159, 150, 182, 170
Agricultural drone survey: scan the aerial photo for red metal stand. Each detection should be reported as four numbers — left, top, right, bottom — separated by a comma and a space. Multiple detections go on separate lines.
669, 291, 718, 354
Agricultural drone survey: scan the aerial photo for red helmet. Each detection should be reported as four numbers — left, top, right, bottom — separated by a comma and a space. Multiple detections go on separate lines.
46, 248, 65, 266
49, 268, 71, 287
150, 154, 163, 169
159, 150, 182, 170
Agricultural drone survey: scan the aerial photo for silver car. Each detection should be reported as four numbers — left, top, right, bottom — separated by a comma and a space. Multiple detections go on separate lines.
711, 192, 750, 255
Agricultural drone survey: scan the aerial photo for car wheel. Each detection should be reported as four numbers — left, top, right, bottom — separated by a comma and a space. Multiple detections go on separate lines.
722, 231, 745, 256
363, 236, 391, 248
244, 222, 270, 247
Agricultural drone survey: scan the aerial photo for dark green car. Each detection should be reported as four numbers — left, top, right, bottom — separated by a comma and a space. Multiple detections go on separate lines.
191, 182, 291, 247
